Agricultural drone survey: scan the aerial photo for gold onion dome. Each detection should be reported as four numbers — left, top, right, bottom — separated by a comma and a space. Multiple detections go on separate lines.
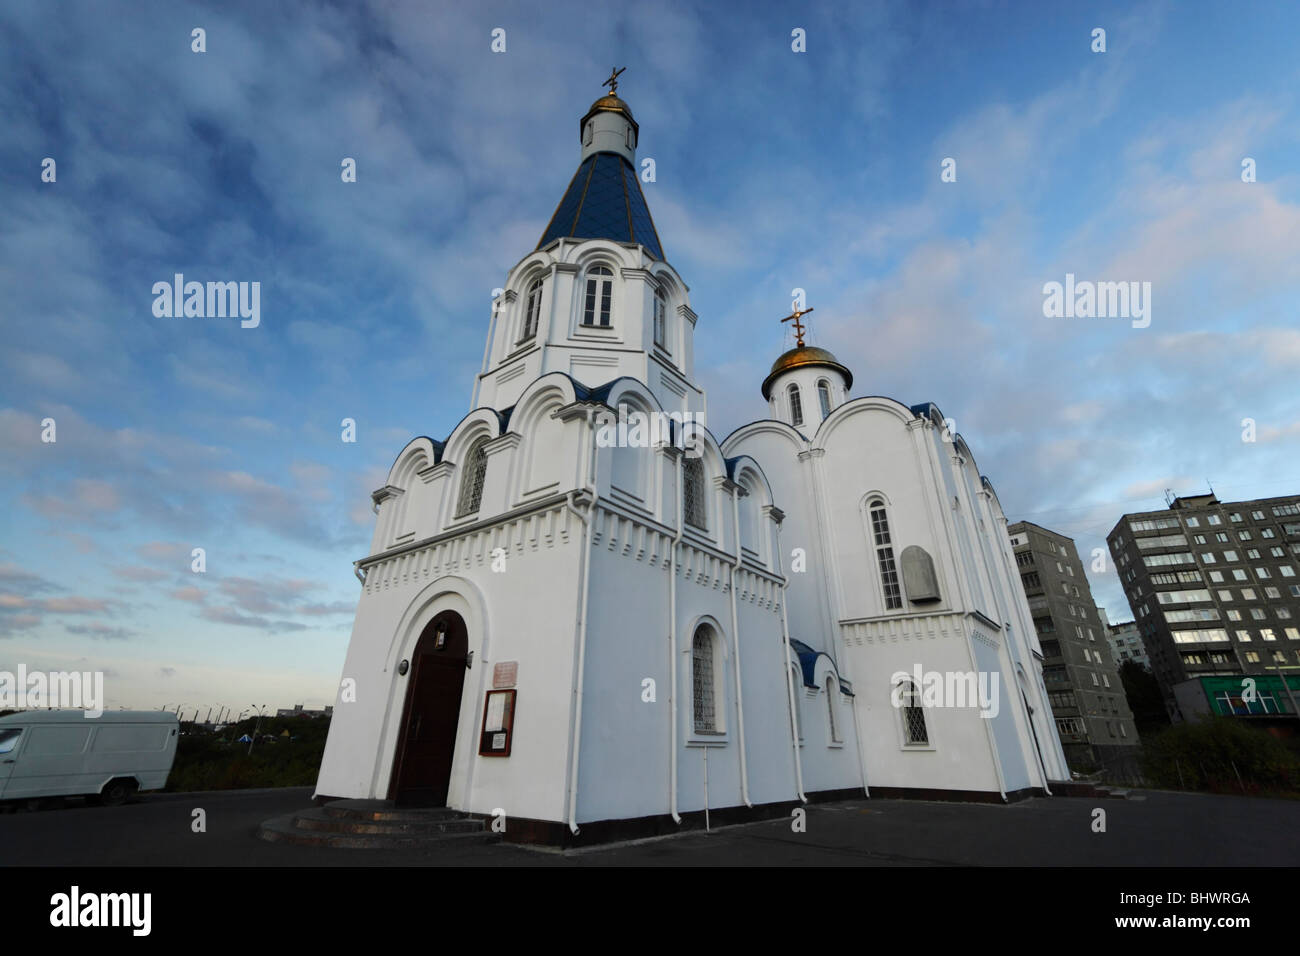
580, 93, 637, 135
761, 345, 854, 400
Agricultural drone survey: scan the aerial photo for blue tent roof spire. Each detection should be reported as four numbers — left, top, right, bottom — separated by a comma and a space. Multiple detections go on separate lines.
536, 86, 664, 260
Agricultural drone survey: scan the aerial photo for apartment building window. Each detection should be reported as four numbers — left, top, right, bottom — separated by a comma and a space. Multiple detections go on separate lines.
1208, 514, 1223, 525
1209, 570, 1225, 582
1286, 628, 1300, 640
1216, 533, 1230, 543
1131, 518, 1181, 532
1276, 608, 1292, 620
1240, 530, 1253, 541
1265, 586, 1281, 598
1248, 549, 1262, 559
1262, 629, 1276, 641
1219, 591, 1234, 602
1273, 504, 1300, 517
1186, 517, 1201, 527
1171, 629, 1229, 643
1138, 534, 1188, 550
1230, 512, 1243, 523
1224, 550, 1238, 561
1257, 567, 1272, 579
1194, 534, 1207, 545
1281, 566, 1296, 577
1233, 569, 1248, 581
1244, 650, 1261, 663
1227, 609, 1242, 621
1252, 510, 1266, 520
1242, 588, 1257, 599
1270, 547, 1285, 558
1251, 608, 1266, 620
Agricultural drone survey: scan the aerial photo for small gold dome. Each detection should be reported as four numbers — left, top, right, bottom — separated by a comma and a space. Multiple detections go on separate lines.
580, 94, 638, 136
761, 345, 853, 400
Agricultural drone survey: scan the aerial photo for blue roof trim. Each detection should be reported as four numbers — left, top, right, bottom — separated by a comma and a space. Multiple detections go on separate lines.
536, 152, 664, 259
787, 638, 853, 694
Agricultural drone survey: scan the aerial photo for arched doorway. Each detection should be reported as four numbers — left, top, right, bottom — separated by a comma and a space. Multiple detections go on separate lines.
388, 610, 469, 806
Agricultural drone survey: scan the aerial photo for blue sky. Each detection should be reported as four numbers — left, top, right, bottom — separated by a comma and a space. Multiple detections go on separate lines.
2, 0, 1299, 713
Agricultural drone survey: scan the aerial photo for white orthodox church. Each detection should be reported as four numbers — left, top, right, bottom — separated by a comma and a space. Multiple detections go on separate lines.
315, 81, 1070, 844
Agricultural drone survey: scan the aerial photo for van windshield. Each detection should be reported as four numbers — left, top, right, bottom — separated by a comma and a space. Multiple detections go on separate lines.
0, 729, 22, 755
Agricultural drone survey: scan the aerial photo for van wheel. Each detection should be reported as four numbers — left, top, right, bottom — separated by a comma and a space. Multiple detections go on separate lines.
99, 779, 138, 807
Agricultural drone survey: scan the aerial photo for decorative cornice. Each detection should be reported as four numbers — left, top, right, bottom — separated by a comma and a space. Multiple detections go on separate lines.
371, 485, 404, 508
483, 432, 523, 455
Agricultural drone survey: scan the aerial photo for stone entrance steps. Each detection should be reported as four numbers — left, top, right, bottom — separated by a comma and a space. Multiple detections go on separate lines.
258, 799, 500, 849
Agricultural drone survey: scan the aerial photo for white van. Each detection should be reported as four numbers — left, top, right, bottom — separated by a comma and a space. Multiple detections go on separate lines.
0, 711, 179, 807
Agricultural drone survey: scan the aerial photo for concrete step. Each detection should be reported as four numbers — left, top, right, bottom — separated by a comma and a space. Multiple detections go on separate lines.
294, 807, 485, 836
256, 812, 501, 849
319, 800, 465, 824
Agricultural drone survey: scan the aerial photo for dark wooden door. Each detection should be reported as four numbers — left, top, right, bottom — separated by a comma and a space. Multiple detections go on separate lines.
390, 612, 468, 806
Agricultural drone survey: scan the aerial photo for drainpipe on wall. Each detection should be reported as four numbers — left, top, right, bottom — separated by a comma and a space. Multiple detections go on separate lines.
563, 406, 599, 835
775, 521, 808, 804
729, 483, 752, 808
667, 448, 685, 825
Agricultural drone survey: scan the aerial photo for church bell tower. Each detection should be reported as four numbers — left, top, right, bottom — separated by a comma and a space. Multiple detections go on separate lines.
472, 72, 704, 422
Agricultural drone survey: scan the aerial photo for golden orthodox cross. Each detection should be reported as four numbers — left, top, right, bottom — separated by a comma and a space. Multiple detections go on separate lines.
780, 305, 814, 347
603, 67, 626, 95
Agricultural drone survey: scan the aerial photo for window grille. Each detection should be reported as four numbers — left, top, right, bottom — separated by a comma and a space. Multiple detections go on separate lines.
454, 438, 489, 517
871, 504, 903, 609
521, 277, 542, 339
788, 384, 804, 426
683, 457, 707, 530
653, 287, 666, 348
582, 266, 613, 326
899, 680, 928, 744
692, 629, 717, 733
826, 678, 841, 742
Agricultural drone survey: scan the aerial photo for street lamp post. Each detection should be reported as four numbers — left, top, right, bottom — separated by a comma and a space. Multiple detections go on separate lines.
248, 705, 268, 756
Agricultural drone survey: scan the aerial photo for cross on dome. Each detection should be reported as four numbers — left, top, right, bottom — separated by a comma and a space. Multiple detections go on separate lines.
780, 304, 815, 348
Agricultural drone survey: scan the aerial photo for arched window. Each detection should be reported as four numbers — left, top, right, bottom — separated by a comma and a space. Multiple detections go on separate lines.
692, 627, 719, 734
817, 380, 832, 418
584, 123, 593, 146
898, 678, 929, 745
653, 286, 667, 349
683, 456, 707, 530
869, 499, 903, 609
582, 265, 613, 327
788, 383, 804, 427
520, 277, 542, 341
826, 676, 841, 743
454, 437, 489, 518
